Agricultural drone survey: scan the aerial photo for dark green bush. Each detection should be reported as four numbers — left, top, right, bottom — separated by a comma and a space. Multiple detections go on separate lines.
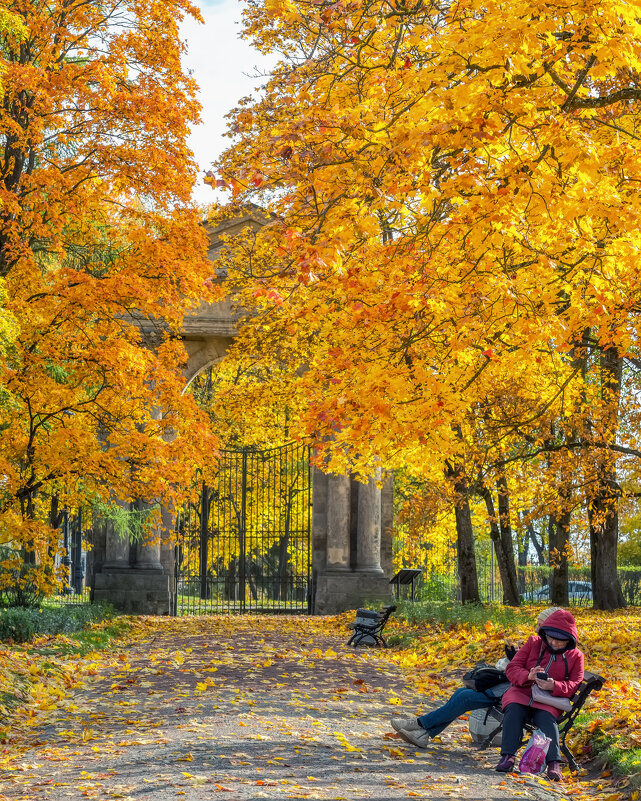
0, 603, 114, 643
0, 608, 38, 642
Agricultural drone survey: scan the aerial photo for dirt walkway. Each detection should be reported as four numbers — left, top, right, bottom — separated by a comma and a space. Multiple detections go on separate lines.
0, 616, 563, 801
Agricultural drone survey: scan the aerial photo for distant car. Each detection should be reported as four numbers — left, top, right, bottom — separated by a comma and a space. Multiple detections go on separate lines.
522, 581, 592, 604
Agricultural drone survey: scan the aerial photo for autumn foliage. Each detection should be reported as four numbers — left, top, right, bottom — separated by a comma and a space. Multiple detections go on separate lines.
0, 0, 218, 593
212, 0, 641, 608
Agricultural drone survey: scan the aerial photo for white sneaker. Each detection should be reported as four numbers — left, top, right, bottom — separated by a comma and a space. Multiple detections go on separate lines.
391, 717, 422, 733
397, 724, 430, 748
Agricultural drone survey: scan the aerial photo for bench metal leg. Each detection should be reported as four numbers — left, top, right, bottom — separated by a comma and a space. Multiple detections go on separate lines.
560, 740, 578, 773
478, 723, 503, 750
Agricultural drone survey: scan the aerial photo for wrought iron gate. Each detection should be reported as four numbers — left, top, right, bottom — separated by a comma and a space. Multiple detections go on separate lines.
174, 443, 312, 614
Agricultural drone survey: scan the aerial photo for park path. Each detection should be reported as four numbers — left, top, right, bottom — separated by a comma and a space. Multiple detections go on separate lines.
0, 616, 563, 801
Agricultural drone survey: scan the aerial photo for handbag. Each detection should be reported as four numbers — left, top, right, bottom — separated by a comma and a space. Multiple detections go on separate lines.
531, 684, 572, 711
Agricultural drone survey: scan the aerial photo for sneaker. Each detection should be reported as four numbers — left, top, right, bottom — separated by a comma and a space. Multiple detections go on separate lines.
547, 761, 563, 782
495, 754, 515, 772
391, 717, 422, 733
396, 723, 430, 749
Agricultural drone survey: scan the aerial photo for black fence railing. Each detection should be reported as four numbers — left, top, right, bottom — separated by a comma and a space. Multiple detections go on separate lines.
0, 507, 89, 608
49, 507, 90, 606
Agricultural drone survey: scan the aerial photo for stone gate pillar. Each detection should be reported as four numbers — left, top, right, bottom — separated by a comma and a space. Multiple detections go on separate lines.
92, 500, 172, 615
132, 499, 172, 614
103, 518, 130, 569
356, 474, 384, 573
327, 474, 351, 570
133, 500, 164, 570
313, 469, 393, 614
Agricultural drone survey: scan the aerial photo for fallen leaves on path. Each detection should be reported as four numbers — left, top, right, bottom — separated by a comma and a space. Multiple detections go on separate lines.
0, 625, 127, 742
0, 615, 420, 800
0, 610, 638, 801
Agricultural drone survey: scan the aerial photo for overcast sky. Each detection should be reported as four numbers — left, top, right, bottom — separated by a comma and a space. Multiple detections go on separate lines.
180, 0, 275, 206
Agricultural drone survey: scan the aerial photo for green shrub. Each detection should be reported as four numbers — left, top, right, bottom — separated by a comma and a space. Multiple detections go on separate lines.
0, 608, 38, 642
0, 603, 114, 643
415, 575, 456, 603
393, 599, 530, 629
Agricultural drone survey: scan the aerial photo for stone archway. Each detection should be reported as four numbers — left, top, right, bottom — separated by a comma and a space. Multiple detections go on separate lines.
91, 210, 394, 614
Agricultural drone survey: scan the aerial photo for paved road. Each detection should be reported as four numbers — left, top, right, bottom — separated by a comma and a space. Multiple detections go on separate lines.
0, 617, 561, 801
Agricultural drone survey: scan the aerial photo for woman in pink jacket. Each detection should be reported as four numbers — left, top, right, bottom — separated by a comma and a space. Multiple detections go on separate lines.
495, 608, 584, 781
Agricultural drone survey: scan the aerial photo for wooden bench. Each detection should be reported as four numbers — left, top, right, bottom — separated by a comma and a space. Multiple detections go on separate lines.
477, 670, 606, 772
347, 604, 397, 647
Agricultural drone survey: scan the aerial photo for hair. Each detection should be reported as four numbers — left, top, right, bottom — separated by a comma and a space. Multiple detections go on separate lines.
536, 606, 563, 630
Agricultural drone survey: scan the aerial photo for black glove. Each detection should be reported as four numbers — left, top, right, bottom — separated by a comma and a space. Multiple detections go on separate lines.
505, 644, 517, 661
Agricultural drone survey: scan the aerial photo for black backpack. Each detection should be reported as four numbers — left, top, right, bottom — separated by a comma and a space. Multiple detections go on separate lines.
463, 663, 508, 693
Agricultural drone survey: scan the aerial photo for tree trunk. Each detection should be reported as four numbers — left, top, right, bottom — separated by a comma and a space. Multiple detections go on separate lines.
515, 513, 528, 594
544, 421, 569, 605
47, 494, 63, 560
497, 472, 520, 605
588, 344, 625, 610
479, 482, 519, 605
446, 461, 480, 603
548, 510, 570, 606
527, 520, 546, 566
588, 492, 625, 609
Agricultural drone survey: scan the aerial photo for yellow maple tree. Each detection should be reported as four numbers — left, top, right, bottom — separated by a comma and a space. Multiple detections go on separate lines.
0, 0, 219, 597
211, 0, 641, 608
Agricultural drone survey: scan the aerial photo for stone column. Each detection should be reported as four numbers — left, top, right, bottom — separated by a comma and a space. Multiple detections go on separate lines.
134, 500, 163, 571
135, 540, 163, 570
312, 468, 393, 614
380, 471, 394, 578
311, 466, 328, 564
102, 512, 130, 569
134, 407, 166, 572
326, 474, 351, 570
159, 504, 177, 576
356, 474, 384, 573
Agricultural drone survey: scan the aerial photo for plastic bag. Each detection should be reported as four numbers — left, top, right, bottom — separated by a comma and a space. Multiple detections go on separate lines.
518, 729, 552, 774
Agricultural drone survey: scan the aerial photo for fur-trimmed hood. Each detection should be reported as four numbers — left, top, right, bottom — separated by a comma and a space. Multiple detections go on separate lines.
538, 608, 578, 651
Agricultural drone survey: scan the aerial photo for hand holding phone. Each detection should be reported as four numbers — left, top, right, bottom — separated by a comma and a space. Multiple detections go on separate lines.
536, 671, 548, 680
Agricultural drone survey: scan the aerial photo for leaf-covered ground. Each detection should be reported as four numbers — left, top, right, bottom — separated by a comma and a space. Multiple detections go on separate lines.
0, 611, 637, 801
383, 606, 641, 801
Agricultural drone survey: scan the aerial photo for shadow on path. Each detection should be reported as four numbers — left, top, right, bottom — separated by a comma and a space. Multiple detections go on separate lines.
0, 616, 560, 801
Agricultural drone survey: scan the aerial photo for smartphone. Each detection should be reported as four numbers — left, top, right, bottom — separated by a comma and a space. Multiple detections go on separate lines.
536, 671, 548, 680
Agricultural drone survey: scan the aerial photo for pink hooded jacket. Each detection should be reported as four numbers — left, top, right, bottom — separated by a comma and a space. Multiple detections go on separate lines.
502, 609, 585, 718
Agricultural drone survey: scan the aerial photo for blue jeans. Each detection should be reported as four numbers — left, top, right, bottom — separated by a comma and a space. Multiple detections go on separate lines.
417, 687, 495, 737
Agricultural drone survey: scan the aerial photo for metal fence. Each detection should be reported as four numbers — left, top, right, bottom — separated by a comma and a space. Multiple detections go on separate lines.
174, 443, 312, 615
0, 507, 90, 608
408, 557, 641, 606
48, 508, 90, 606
